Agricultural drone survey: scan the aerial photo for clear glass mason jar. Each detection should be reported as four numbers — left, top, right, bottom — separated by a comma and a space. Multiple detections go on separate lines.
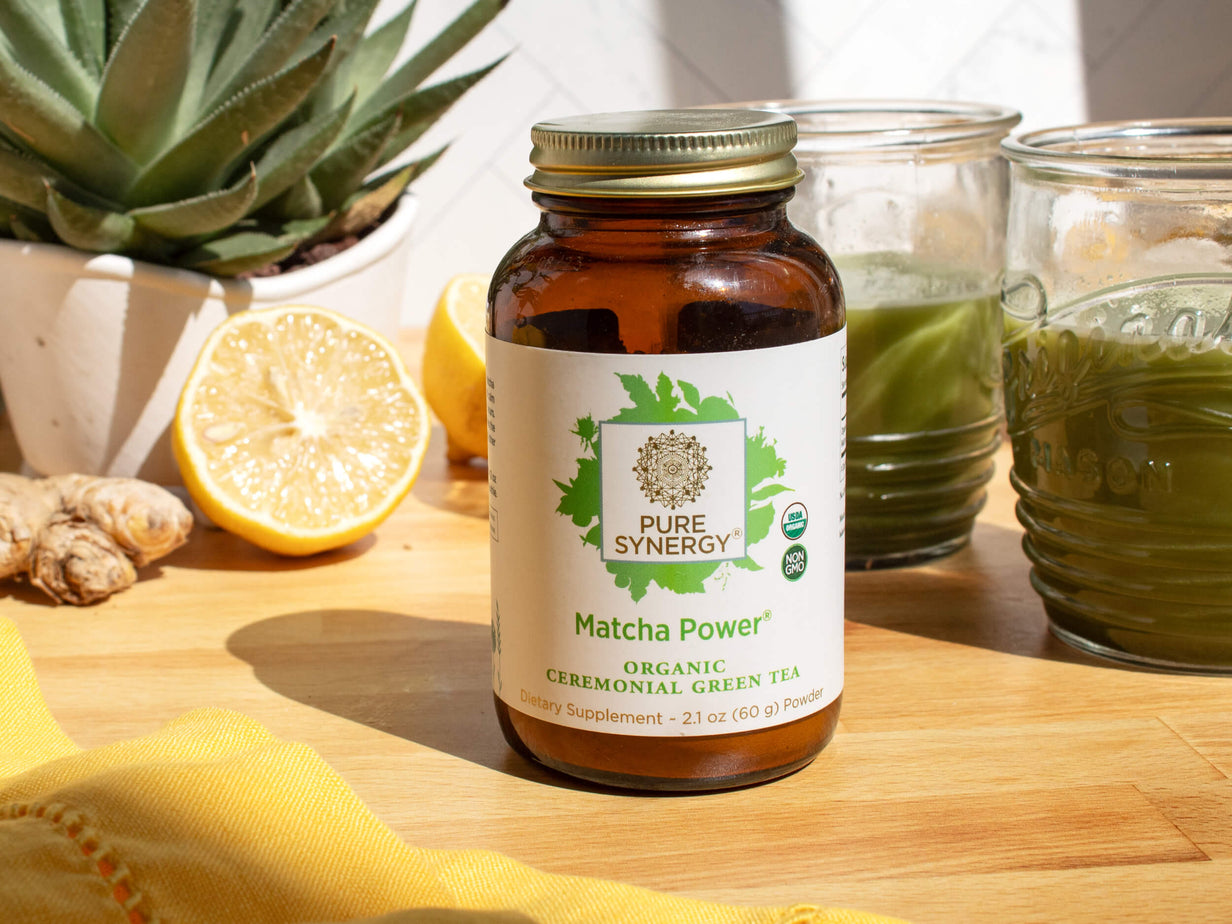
1001, 119, 1232, 673
745, 100, 1021, 568
487, 110, 846, 790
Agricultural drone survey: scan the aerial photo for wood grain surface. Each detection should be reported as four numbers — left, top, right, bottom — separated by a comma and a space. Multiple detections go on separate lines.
2, 333, 1230, 924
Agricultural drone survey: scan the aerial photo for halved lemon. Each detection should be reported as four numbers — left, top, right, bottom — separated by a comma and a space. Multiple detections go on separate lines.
422, 274, 490, 462
172, 305, 430, 556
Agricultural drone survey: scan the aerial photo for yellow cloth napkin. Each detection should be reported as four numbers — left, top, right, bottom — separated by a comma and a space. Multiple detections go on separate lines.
0, 618, 905, 924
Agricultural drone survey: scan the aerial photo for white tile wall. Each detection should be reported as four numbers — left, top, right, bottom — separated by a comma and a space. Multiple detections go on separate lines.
375, 0, 1232, 326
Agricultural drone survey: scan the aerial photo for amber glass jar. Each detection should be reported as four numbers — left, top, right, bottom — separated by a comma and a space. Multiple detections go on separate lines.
487, 110, 846, 790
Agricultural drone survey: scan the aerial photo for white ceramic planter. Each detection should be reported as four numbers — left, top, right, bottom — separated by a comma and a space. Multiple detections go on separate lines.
0, 196, 417, 484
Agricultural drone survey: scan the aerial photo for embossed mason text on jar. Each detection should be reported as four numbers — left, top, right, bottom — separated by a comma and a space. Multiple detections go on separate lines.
1001, 119, 1232, 673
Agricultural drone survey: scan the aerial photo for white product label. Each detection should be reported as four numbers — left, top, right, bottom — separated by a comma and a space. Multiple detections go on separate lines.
487, 333, 846, 736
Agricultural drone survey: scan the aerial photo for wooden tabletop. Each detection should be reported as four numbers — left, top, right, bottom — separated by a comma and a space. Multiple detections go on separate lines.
3, 335, 1231, 924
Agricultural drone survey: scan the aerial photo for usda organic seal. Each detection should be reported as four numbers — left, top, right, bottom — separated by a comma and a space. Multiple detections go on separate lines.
781, 501, 808, 540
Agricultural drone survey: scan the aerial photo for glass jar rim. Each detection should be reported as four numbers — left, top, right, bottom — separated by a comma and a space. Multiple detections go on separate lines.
721, 99, 1021, 150
1002, 118, 1232, 179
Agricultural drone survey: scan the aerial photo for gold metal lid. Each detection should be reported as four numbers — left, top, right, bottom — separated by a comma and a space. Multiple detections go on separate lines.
525, 109, 803, 197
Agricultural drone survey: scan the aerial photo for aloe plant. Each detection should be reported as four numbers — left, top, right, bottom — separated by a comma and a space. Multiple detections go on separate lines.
0, 0, 506, 275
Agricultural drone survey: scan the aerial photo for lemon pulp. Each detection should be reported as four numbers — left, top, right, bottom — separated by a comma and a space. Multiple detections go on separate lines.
173, 305, 430, 556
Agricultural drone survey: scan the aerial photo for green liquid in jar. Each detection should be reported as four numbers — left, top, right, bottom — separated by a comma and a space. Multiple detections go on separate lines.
838, 255, 1002, 567
1002, 274, 1232, 671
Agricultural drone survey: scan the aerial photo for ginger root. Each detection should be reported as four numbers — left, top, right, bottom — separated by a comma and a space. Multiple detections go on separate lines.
0, 473, 192, 605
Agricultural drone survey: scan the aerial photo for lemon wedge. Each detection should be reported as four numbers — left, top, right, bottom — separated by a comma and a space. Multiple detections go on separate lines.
172, 305, 430, 556
422, 273, 490, 462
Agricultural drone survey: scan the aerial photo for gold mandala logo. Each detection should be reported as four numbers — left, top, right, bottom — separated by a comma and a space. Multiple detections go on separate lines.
633, 430, 712, 509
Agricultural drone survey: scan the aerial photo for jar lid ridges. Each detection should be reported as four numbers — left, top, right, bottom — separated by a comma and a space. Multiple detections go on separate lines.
526, 109, 804, 198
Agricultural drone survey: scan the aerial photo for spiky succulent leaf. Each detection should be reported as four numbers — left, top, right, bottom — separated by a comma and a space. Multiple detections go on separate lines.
354, 0, 505, 126
96, 0, 194, 162
0, 0, 97, 114
264, 174, 323, 221
59, 0, 106, 77
0, 139, 118, 212
202, 0, 338, 116
366, 145, 446, 196
0, 51, 137, 194
200, 0, 285, 107
0, 145, 57, 212
367, 57, 505, 172
0, 194, 54, 232
105, 0, 147, 56
45, 184, 143, 253
8, 210, 56, 243
311, 0, 382, 52
16, 2, 63, 37
178, 232, 295, 275
128, 39, 335, 208
130, 167, 259, 237
316, 157, 429, 240
249, 93, 353, 212
176, 0, 242, 131
312, 0, 406, 115
176, 215, 331, 275
310, 110, 400, 211
351, 2, 416, 103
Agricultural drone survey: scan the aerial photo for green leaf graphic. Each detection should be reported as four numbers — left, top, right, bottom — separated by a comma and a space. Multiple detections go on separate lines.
678, 379, 702, 412
572, 414, 597, 451
553, 454, 600, 532
752, 483, 793, 501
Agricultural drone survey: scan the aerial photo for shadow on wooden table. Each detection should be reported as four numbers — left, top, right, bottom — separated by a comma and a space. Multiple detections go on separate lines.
225, 607, 584, 787
0, 563, 177, 607
166, 529, 377, 572
413, 460, 489, 520
410, 423, 489, 520
844, 518, 1104, 667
